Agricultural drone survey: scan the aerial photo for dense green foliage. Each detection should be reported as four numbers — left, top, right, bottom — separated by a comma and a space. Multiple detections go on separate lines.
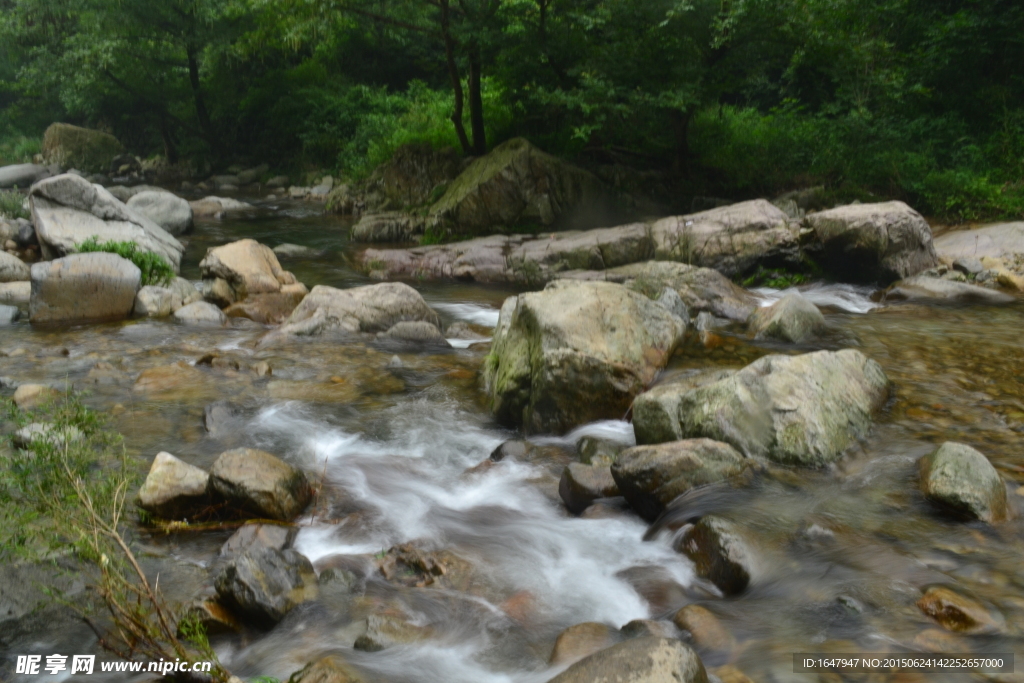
77, 237, 175, 286
0, 189, 29, 219
2, 0, 1023, 220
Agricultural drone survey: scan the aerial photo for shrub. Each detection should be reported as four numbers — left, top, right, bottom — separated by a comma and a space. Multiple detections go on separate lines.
76, 237, 174, 286
0, 189, 29, 219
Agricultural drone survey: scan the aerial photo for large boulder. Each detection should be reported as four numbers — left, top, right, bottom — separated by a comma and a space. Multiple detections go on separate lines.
214, 547, 318, 626
650, 200, 799, 277
805, 201, 938, 284
484, 280, 686, 434
0, 281, 30, 308
559, 463, 620, 514
199, 239, 301, 306
0, 252, 30, 283
28, 174, 184, 270
0, 164, 52, 189
919, 442, 1007, 523
126, 190, 194, 236
429, 138, 621, 237
351, 212, 424, 243
611, 439, 749, 521
189, 196, 253, 218
41, 123, 125, 173
636, 350, 889, 466
135, 452, 210, 519
209, 448, 312, 521
29, 252, 141, 324
746, 292, 826, 343
269, 282, 439, 339
631, 370, 737, 445
883, 275, 1014, 304
546, 636, 707, 683
368, 143, 461, 208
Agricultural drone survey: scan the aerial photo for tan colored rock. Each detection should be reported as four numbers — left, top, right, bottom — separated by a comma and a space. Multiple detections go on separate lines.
29, 253, 140, 325
883, 275, 1014, 304
13, 383, 57, 408
545, 636, 707, 683
549, 622, 618, 665
916, 586, 1004, 634
189, 196, 252, 217
0, 251, 29, 282
224, 288, 307, 324
200, 239, 299, 304
135, 452, 210, 519
209, 447, 311, 521
0, 281, 30, 308
173, 301, 227, 326
287, 656, 366, 683
672, 605, 737, 652
133, 361, 205, 394
134, 285, 174, 317
353, 613, 433, 652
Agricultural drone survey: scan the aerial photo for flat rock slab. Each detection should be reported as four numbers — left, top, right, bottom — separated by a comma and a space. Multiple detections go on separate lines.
884, 275, 1014, 304
933, 222, 1024, 262
0, 164, 52, 189
29, 252, 141, 325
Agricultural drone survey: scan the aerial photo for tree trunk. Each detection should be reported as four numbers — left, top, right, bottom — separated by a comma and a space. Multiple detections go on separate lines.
186, 45, 217, 151
440, 0, 472, 155
672, 109, 693, 174
468, 49, 486, 155
159, 118, 179, 164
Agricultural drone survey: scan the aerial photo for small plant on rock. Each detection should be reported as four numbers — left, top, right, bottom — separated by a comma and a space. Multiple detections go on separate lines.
76, 237, 175, 286
0, 189, 29, 219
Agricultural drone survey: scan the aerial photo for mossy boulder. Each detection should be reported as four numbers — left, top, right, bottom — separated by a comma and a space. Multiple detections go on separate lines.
919, 442, 1007, 523
484, 279, 687, 434
428, 138, 623, 237
41, 123, 125, 173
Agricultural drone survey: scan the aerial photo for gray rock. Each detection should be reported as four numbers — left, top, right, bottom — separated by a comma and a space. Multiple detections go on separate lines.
173, 301, 226, 326
209, 447, 312, 521
746, 292, 826, 343
237, 164, 269, 185
919, 442, 1007, 523
0, 281, 30, 308
380, 320, 450, 346
13, 422, 83, 448
29, 174, 184, 271
545, 636, 707, 683
214, 547, 317, 626
612, 439, 749, 521
0, 252, 29, 283
0, 304, 19, 325
654, 286, 690, 325
189, 196, 253, 217
273, 243, 316, 258
559, 463, 620, 514
637, 350, 888, 466
204, 399, 241, 437
266, 175, 289, 188
883, 275, 1014, 304
267, 282, 438, 340
352, 212, 424, 242
679, 516, 758, 595
126, 190, 194, 236
220, 522, 295, 558
353, 613, 432, 652
0, 164, 52, 189
134, 285, 174, 317
631, 370, 737, 445
105, 184, 163, 203
484, 280, 687, 434
135, 452, 210, 519
651, 199, 799, 277
15, 220, 37, 248
952, 257, 984, 276
167, 276, 202, 311
29, 252, 141, 324
576, 436, 625, 465
805, 201, 938, 284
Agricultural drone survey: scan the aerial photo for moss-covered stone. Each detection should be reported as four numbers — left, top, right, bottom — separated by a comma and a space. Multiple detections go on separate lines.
41, 123, 125, 173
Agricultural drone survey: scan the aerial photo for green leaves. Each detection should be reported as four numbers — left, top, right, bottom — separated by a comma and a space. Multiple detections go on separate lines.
76, 237, 175, 286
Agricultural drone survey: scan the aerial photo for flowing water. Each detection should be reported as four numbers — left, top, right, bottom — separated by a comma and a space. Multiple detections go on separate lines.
3, 199, 1024, 682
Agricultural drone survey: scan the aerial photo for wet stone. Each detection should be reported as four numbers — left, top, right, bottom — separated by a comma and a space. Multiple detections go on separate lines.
353, 613, 433, 652
559, 463, 620, 514
576, 435, 624, 465
135, 452, 211, 520
619, 619, 675, 639
287, 655, 366, 683
919, 442, 1007, 523
179, 597, 240, 636
678, 516, 758, 596
916, 586, 1005, 635
545, 636, 707, 683
214, 547, 318, 627
672, 604, 737, 652
209, 447, 312, 521
220, 522, 296, 558
549, 622, 619, 665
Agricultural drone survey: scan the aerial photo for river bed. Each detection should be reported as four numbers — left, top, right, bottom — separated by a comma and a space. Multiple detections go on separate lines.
2, 199, 1023, 683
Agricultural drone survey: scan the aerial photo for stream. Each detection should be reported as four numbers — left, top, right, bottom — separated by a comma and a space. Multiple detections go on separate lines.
3, 197, 1024, 683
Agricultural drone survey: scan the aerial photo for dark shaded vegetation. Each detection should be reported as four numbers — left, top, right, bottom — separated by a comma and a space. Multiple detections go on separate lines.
1, 0, 1023, 221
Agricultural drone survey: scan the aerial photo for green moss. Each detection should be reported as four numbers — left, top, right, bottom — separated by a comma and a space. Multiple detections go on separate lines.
739, 265, 811, 289
41, 123, 124, 173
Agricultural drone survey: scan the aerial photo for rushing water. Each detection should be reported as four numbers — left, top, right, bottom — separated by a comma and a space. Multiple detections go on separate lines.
2, 199, 1024, 682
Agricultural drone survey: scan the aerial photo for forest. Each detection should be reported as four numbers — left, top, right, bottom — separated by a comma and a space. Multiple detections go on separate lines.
2, 0, 1024, 221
